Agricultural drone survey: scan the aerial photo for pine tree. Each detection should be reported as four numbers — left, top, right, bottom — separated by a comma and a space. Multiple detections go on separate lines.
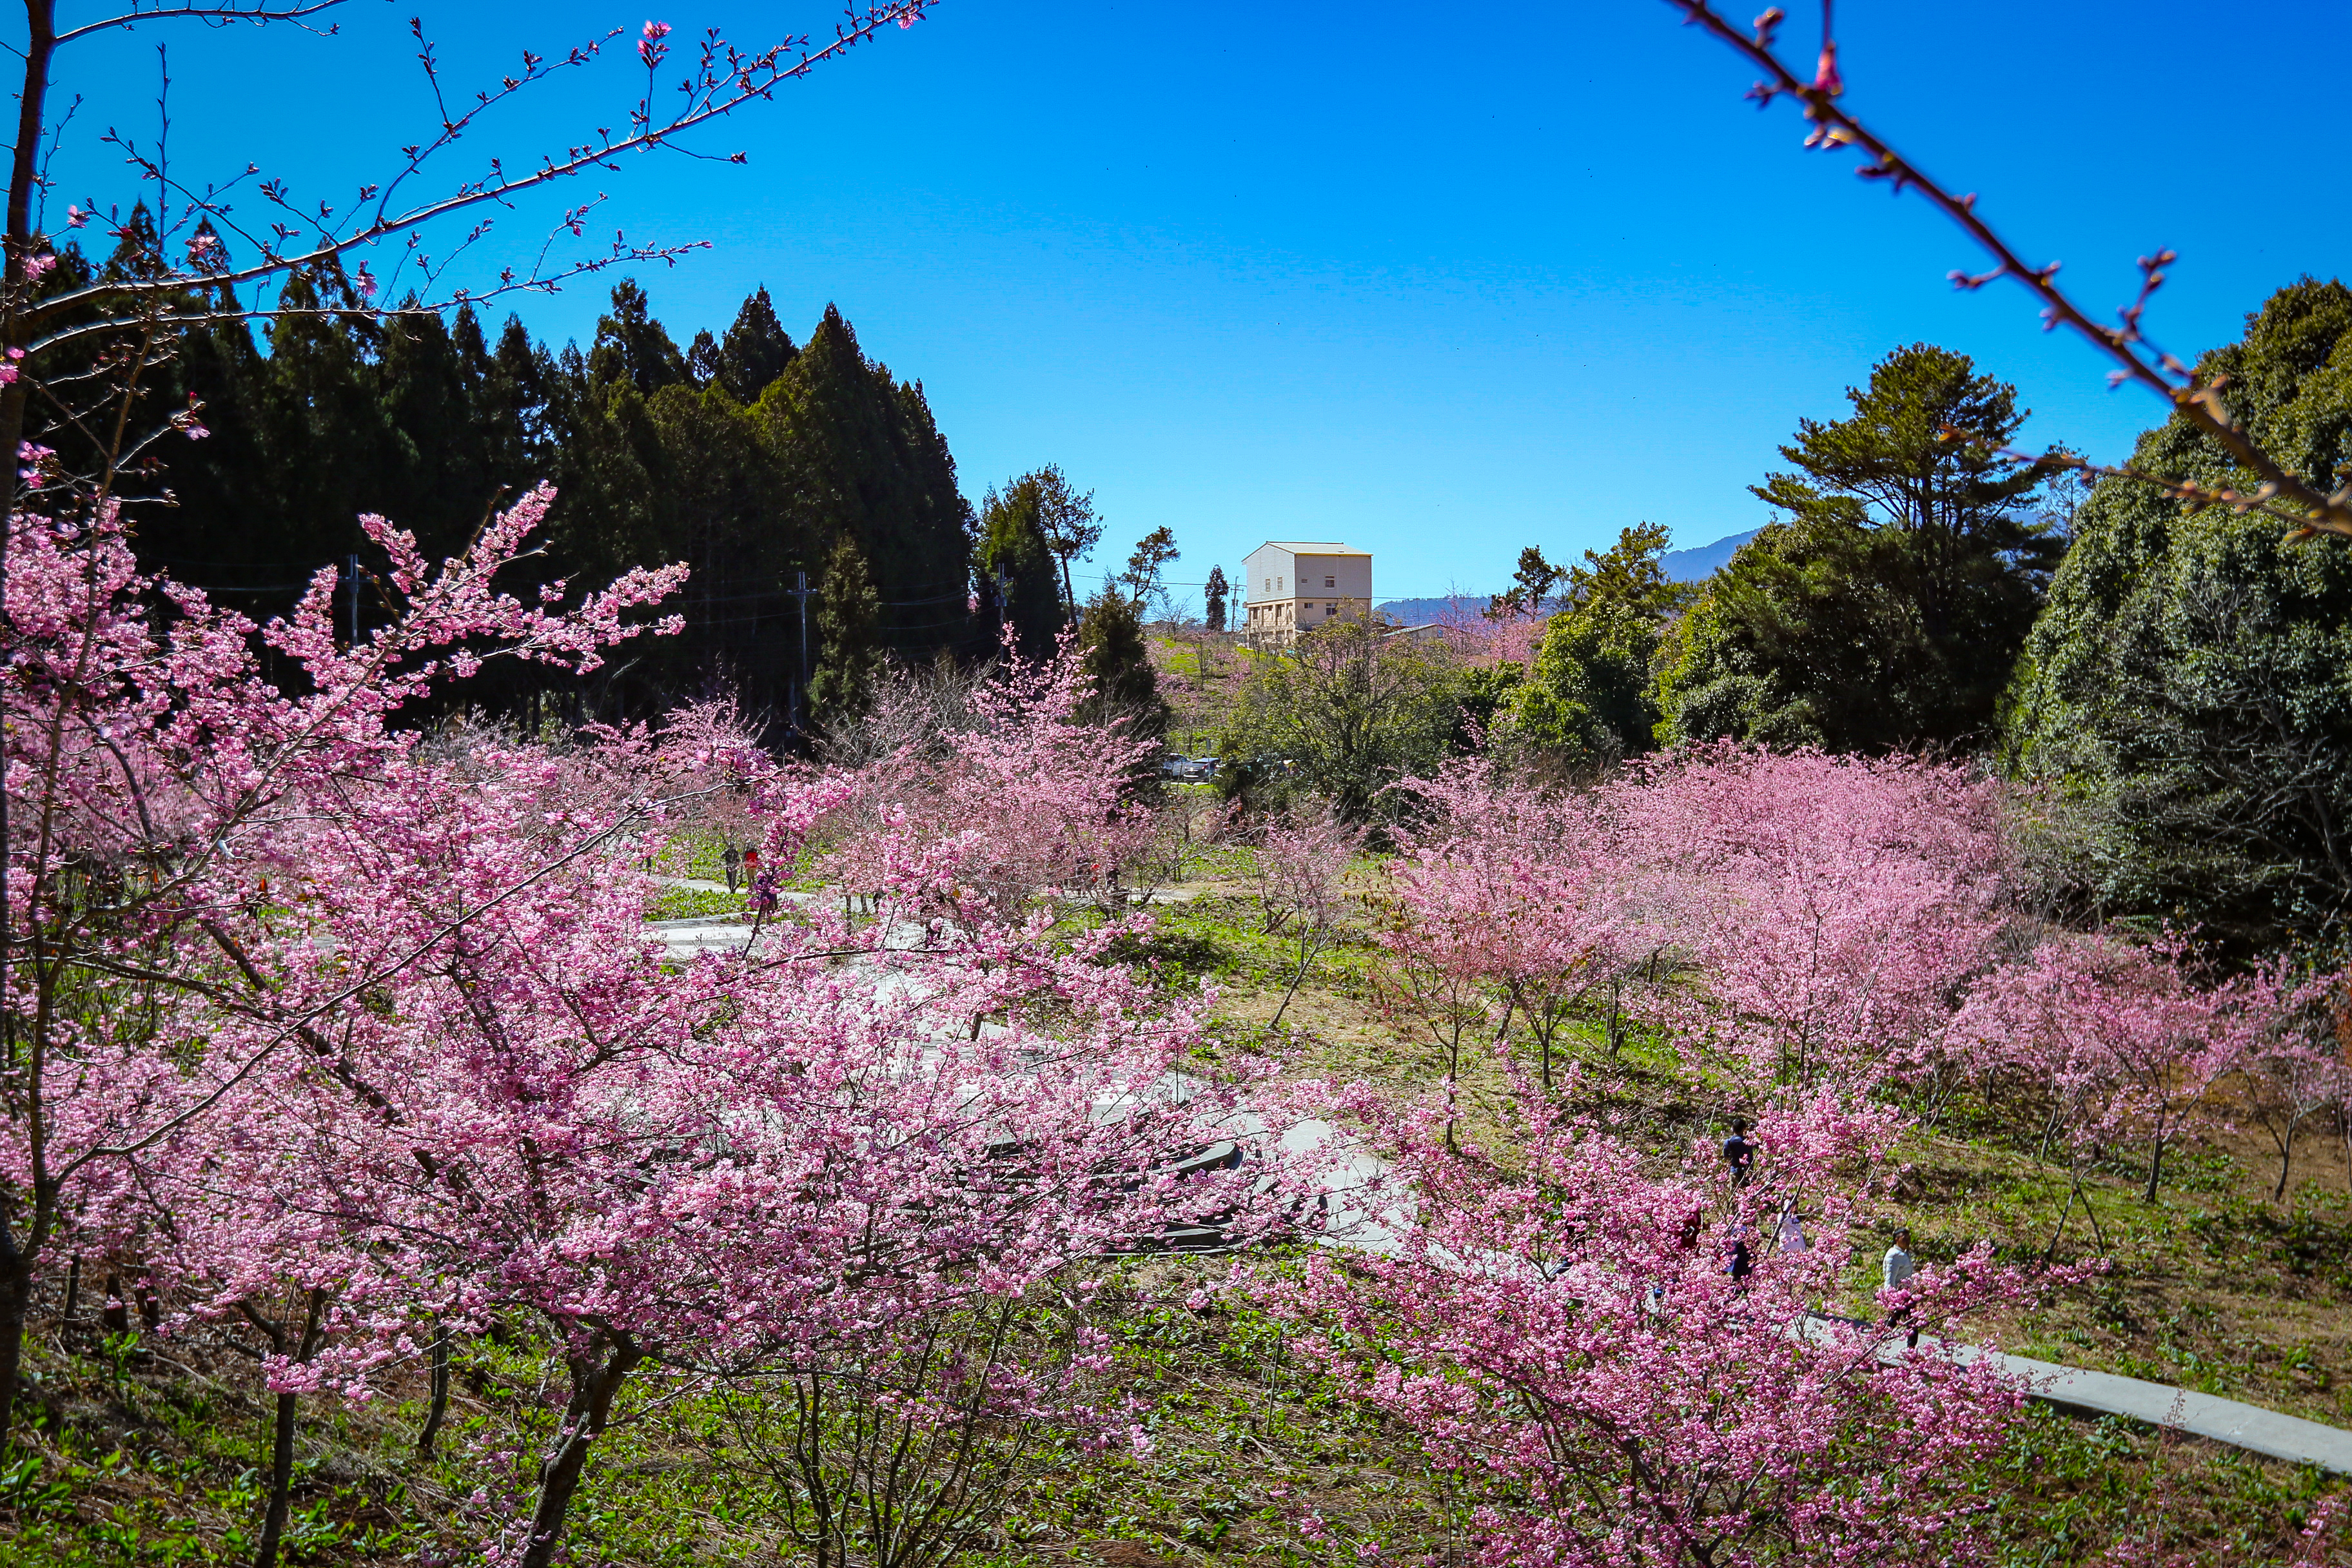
1655, 343, 2061, 752
810, 533, 885, 727
686, 329, 722, 387
586, 279, 689, 396
1030, 464, 1101, 614
762, 305, 969, 651
1204, 565, 1230, 632
1122, 526, 1179, 614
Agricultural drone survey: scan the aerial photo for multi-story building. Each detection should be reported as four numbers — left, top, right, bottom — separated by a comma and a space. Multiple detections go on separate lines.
1241, 541, 1372, 643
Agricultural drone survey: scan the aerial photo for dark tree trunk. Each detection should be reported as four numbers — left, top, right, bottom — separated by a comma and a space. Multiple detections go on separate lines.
418, 1324, 451, 1458
520, 1330, 643, 1568
0, 1262, 28, 1456
251, 1289, 327, 1568
254, 1389, 300, 1568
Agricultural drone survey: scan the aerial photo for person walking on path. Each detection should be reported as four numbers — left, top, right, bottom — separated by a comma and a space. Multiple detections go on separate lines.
1722, 1118, 1756, 1186
1881, 1228, 1919, 1349
1776, 1199, 1808, 1255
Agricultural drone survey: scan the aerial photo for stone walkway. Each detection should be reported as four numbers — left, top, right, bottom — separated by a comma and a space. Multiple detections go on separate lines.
1938, 1339, 2352, 1473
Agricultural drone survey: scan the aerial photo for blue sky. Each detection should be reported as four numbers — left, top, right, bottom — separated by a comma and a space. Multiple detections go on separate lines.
30, 1, 2352, 608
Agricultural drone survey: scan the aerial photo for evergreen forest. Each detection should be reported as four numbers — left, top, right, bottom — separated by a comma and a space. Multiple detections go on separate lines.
42, 234, 984, 730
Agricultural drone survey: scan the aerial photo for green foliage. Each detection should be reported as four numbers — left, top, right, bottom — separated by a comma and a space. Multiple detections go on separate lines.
1656, 343, 2063, 752
2006, 279, 2352, 948
83, 270, 977, 727
810, 534, 885, 729
977, 472, 1070, 661
1487, 544, 1565, 620
1075, 587, 1171, 746
1027, 463, 1101, 614
1215, 618, 1465, 823
1122, 525, 1179, 613
1505, 524, 1685, 764
713, 284, 798, 403
1512, 600, 1662, 764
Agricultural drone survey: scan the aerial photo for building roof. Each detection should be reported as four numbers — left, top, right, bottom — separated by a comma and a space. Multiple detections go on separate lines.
1250, 540, 1371, 556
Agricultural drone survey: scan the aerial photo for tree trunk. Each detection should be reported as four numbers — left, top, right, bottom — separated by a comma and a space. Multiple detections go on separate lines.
418, 1324, 451, 1458
520, 1330, 643, 1568
254, 1388, 300, 1568
2273, 1119, 2296, 1204
2143, 1131, 2164, 1204
253, 1289, 326, 1568
0, 1260, 28, 1456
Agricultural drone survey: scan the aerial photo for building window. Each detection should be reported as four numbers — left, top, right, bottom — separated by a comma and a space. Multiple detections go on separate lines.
1324, 576, 1335, 588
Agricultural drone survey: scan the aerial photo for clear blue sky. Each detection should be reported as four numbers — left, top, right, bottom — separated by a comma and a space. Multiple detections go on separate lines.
31, 1, 2352, 607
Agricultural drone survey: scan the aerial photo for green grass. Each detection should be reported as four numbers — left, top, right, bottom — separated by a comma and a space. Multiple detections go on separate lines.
647, 884, 747, 921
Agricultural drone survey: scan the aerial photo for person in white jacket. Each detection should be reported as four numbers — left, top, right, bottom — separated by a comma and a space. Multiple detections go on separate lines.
1881, 1228, 1919, 1348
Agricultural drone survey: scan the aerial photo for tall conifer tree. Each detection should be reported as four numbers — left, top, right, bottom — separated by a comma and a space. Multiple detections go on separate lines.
717, 285, 798, 403
810, 534, 884, 726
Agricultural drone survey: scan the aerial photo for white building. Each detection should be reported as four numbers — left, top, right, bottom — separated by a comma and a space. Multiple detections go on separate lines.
1242, 541, 1372, 643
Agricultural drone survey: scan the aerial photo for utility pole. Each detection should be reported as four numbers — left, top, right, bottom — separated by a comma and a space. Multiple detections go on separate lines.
785, 567, 814, 739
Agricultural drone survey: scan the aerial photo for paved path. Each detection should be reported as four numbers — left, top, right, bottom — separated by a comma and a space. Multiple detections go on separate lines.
1939, 1340, 2352, 1473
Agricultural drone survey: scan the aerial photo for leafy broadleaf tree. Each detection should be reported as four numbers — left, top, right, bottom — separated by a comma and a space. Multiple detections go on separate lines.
1217, 618, 1465, 824
1656, 344, 2061, 752
2006, 279, 2352, 950
1507, 524, 1685, 766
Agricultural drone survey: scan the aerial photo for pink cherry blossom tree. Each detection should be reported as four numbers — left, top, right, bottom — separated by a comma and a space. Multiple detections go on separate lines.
1250, 802, 1364, 1033
1257, 1062, 2049, 1568
0, 487, 682, 1454
108, 631, 1273, 1568
1622, 745, 2012, 1095
1945, 934, 2256, 1208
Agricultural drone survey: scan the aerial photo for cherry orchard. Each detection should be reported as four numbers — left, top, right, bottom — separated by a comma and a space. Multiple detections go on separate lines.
1, 503, 1274, 1565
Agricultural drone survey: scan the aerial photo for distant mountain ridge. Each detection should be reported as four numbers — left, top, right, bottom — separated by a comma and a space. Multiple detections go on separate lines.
1374, 529, 1760, 622
1659, 529, 1758, 582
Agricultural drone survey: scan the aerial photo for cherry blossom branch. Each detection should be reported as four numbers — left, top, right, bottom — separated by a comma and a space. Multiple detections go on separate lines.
52, 1, 349, 46
29, 1, 938, 328
1665, 0, 2352, 538
52, 776, 734, 1180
